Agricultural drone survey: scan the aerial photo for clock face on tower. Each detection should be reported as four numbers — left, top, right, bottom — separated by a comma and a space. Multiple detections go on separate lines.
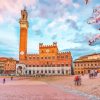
46, 49, 49, 53
20, 51, 24, 55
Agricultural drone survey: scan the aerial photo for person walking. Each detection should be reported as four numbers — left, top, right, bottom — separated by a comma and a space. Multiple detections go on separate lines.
93, 70, 95, 77
90, 69, 94, 78
95, 70, 98, 77
74, 75, 79, 86
11, 76, 13, 80
3, 78, 5, 84
78, 75, 82, 85
89, 70, 92, 79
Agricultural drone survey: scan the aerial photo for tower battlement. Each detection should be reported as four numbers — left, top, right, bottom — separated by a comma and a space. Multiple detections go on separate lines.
58, 52, 67, 54
39, 42, 57, 48
58, 51, 71, 55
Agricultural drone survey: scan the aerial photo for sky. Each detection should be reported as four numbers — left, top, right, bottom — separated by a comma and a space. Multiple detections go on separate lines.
0, 0, 100, 60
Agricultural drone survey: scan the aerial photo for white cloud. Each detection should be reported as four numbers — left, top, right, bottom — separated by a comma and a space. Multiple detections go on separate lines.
67, 15, 78, 21
0, 25, 19, 59
0, 27, 18, 46
60, 0, 72, 5
91, 45, 100, 51
73, 3, 80, 8
58, 40, 81, 50
27, 39, 39, 54
0, 0, 36, 24
43, 13, 78, 39
0, 15, 4, 23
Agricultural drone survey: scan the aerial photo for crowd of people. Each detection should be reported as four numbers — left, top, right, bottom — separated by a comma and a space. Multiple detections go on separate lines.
74, 69, 98, 86
89, 69, 98, 78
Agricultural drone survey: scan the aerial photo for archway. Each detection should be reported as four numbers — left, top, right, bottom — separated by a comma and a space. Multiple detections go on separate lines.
17, 66, 22, 75
16, 64, 26, 76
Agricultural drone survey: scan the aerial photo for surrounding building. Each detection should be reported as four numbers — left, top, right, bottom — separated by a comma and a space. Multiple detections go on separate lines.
74, 53, 100, 74
16, 8, 72, 76
0, 57, 16, 74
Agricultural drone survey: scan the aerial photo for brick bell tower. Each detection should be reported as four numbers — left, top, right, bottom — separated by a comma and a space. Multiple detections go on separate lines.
19, 8, 28, 61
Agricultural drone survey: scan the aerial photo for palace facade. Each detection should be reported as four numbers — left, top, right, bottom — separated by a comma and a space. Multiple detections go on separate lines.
16, 9, 72, 76
74, 53, 100, 74
0, 57, 16, 74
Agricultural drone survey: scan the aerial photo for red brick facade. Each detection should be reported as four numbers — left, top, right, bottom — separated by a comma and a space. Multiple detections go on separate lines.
20, 42, 72, 68
19, 9, 72, 69
0, 57, 16, 74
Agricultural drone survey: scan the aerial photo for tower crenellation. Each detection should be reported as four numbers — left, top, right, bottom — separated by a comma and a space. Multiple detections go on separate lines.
39, 42, 57, 48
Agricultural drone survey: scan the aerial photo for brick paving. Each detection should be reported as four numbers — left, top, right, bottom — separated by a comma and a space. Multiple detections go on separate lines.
0, 74, 100, 100
42, 74, 100, 100
0, 78, 89, 100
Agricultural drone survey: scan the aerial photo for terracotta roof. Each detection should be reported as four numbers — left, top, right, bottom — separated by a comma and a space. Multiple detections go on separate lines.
74, 59, 100, 63
0, 57, 8, 62
0, 57, 16, 62
79, 53, 100, 58
74, 53, 100, 62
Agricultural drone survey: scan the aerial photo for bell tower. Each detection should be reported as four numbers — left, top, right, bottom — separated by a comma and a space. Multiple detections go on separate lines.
19, 8, 28, 61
